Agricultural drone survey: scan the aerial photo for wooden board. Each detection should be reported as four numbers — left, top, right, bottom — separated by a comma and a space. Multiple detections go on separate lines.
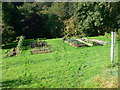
31, 50, 52, 54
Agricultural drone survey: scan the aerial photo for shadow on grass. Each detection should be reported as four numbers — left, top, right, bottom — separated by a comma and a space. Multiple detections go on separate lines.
2, 38, 47, 49
22, 40, 35, 46
1, 77, 32, 88
2, 42, 18, 49
1, 80, 20, 88
2, 40, 34, 49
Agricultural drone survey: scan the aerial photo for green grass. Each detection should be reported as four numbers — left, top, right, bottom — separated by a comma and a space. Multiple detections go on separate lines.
1, 36, 118, 88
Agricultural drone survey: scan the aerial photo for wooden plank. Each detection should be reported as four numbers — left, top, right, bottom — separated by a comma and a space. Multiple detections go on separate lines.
88, 39, 107, 45
77, 39, 93, 46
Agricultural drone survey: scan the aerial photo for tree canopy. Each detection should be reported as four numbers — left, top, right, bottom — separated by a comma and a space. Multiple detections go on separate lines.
1, 2, 120, 44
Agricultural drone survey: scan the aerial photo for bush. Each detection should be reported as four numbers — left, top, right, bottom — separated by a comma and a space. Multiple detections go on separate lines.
2, 25, 16, 44
17, 36, 25, 49
105, 32, 111, 39
63, 18, 82, 37
116, 29, 120, 41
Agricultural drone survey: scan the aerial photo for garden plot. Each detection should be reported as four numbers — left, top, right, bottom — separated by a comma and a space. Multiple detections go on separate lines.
77, 38, 107, 46
63, 38, 88, 47
87, 39, 107, 45
30, 41, 52, 54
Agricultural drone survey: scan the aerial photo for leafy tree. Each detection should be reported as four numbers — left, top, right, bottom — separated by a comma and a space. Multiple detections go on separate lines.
2, 2, 21, 33
17, 2, 64, 39
45, 14, 64, 38
49, 2, 71, 20
2, 2, 21, 43
63, 17, 82, 37
2, 25, 16, 44
73, 2, 120, 36
2, 2, 120, 43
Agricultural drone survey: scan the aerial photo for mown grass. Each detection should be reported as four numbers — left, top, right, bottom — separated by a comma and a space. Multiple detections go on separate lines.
1, 36, 118, 88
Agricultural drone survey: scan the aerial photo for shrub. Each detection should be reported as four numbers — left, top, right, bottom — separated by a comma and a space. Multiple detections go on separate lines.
63, 18, 82, 37
2, 25, 16, 44
7, 47, 20, 57
105, 31, 120, 41
17, 36, 25, 49
105, 32, 111, 39
116, 29, 120, 41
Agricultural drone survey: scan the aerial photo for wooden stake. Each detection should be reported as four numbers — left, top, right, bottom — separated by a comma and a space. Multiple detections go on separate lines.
110, 32, 116, 63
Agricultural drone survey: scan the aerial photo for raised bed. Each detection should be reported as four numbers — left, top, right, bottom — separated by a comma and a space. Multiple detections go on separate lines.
30, 41, 52, 54
31, 48, 52, 54
77, 38, 107, 46
77, 39, 93, 46
64, 38, 88, 47
87, 39, 107, 45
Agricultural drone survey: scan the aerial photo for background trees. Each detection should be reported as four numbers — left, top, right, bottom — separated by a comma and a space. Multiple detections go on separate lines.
17, 2, 64, 39
1, 2, 120, 44
73, 2, 120, 36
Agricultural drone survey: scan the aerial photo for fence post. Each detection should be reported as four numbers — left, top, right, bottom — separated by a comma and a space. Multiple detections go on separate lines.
110, 32, 116, 63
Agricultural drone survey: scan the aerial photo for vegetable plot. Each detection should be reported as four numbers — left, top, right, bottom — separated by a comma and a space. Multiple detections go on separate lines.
63, 38, 107, 47
63, 38, 88, 47
77, 38, 107, 46
30, 41, 52, 54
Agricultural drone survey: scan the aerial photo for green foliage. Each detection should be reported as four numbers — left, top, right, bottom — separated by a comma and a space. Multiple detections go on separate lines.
0, 2, 2, 23
48, 2, 70, 20
116, 29, 120, 41
17, 3, 40, 20
73, 2, 120, 36
2, 25, 16, 44
105, 32, 111, 39
63, 18, 82, 37
6, 48, 15, 57
17, 3, 64, 39
17, 36, 25, 49
105, 31, 120, 41
2, 2, 21, 34
2, 2, 120, 43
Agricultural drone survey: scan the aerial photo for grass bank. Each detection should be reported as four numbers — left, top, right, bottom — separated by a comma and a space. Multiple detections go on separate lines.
1, 36, 118, 88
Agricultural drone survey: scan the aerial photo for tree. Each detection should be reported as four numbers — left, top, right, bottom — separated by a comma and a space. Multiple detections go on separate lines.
17, 2, 64, 39
73, 2, 120, 36
2, 2, 21, 43
48, 2, 71, 20
2, 2, 21, 33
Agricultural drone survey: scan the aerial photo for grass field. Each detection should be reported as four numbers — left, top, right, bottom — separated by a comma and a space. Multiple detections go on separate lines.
1, 36, 118, 88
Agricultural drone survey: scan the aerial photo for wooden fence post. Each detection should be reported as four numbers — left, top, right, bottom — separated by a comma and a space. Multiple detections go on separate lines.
110, 32, 116, 63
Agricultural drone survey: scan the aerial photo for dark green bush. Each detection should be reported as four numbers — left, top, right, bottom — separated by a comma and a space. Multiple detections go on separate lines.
2, 25, 16, 44
2, 2, 120, 41
116, 29, 120, 41
105, 32, 111, 39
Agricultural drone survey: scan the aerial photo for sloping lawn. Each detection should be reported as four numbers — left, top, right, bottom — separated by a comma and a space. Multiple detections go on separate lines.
1, 36, 118, 88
